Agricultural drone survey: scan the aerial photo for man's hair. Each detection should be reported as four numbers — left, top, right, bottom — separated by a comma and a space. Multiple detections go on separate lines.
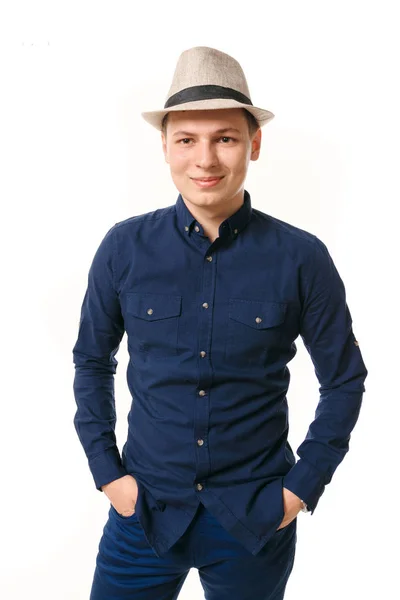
161, 108, 260, 139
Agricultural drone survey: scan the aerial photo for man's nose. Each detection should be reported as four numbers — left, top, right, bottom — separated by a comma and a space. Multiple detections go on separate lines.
195, 141, 218, 169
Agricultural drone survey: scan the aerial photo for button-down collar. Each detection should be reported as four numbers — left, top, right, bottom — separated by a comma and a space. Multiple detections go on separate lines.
176, 189, 252, 240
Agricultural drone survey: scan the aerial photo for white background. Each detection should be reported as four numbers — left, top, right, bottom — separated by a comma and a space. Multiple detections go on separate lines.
1, 1, 398, 598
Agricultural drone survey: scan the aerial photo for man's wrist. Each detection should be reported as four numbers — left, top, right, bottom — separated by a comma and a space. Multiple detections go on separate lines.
299, 498, 310, 512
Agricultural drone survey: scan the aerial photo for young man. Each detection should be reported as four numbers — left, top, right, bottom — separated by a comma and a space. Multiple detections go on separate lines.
72, 46, 368, 599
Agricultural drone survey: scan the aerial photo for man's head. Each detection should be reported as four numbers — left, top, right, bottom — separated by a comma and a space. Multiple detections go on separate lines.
161, 107, 262, 214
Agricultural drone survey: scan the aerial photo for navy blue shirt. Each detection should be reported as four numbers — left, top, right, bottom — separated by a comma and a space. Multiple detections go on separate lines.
72, 189, 368, 557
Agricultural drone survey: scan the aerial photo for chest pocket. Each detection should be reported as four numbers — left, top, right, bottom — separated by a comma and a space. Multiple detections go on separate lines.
126, 292, 182, 358
225, 298, 287, 365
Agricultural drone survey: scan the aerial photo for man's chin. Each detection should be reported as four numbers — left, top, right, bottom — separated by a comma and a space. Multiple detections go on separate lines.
183, 191, 224, 205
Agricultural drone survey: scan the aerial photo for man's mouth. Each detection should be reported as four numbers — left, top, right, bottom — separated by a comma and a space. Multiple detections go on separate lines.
192, 177, 223, 181
191, 176, 224, 188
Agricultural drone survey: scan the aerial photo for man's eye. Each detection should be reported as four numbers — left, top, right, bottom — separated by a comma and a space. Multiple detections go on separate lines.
178, 137, 234, 144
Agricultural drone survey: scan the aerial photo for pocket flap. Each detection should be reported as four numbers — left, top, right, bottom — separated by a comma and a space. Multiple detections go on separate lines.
229, 299, 287, 329
127, 293, 182, 321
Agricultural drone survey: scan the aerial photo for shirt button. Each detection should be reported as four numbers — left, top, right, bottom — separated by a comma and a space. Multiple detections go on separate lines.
184, 226, 189, 231
255, 316, 262, 323
195, 225, 200, 232
234, 228, 238, 234
196, 483, 204, 491
200, 351, 206, 358
206, 256, 213, 262
197, 439, 204, 446
147, 308, 154, 315
202, 302, 209, 309
199, 390, 206, 396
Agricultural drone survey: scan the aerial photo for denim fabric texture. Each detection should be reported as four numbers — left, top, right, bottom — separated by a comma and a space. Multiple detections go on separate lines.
72, 189, 368, 558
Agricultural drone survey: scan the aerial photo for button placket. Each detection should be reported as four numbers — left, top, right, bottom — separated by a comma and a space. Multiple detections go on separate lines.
194, 249, 216, 486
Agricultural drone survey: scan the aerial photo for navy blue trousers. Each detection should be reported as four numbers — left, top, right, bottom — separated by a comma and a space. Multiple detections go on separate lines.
90, 502, 297, 600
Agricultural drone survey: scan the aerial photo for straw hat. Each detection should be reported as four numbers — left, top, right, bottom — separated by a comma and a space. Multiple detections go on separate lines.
141, 46, 275, 131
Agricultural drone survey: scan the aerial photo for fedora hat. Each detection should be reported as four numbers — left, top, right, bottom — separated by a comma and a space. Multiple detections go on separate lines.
141, 46, 275, 131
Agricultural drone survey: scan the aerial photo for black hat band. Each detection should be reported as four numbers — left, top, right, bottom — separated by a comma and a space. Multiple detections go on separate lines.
164, 84, 253, 109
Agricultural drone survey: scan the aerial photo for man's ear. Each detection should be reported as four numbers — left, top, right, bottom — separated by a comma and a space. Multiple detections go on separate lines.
161, 133, 169, 164
250, 128, 262, 161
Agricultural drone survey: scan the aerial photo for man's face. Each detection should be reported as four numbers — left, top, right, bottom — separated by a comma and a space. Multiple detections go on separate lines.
161, 108, 261, 212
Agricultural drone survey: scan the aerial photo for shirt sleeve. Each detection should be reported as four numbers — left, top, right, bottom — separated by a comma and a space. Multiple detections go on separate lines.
72, 224, 128, 491
282, 235, 368, 513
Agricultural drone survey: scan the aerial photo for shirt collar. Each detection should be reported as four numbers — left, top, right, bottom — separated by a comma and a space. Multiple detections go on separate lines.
175, 189, 252, 240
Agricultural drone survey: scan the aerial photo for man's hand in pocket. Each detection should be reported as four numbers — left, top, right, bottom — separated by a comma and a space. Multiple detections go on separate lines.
101, 474, 138, 517
276, 486, 303, 530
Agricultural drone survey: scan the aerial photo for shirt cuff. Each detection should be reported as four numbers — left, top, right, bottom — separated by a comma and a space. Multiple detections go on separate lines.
89, 447, 129, 492
282, 458, 326, 514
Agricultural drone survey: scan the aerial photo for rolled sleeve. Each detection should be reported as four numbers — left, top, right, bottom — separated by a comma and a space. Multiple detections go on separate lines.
283, 236, 368, 513
72, 225, 128, 491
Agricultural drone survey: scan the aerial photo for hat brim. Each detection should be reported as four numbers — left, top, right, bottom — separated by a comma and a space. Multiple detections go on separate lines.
141, 98, 274, 130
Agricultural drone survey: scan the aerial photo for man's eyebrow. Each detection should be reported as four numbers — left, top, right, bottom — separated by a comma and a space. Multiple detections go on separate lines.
172, 127, 242, 137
